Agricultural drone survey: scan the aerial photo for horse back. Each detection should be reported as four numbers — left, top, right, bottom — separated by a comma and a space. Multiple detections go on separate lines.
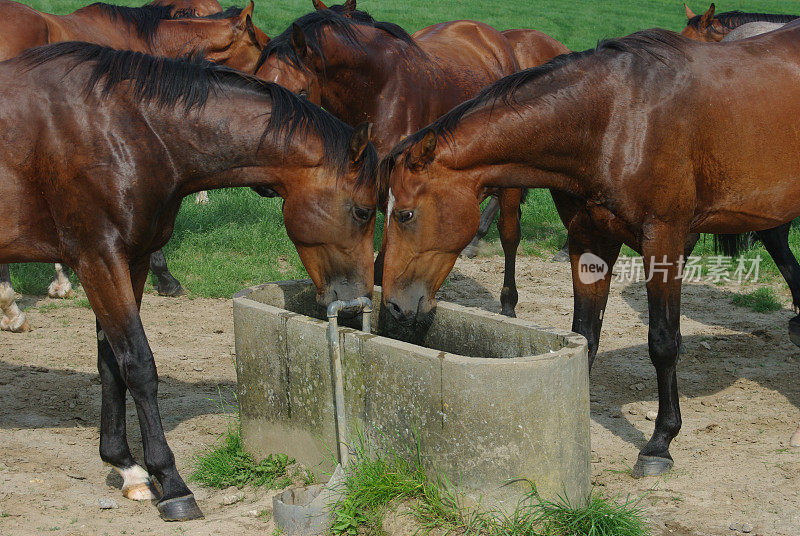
0, 1, 49, 61
501, 29, 570, 70
412, 20, 520, 83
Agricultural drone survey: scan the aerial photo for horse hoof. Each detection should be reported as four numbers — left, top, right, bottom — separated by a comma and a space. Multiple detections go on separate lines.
123, 482, 157, 501
500, 308, 517, 318
788, 319, 800, 348
157, 495, 204, 521
551, 249, 570, 263
631, 454, 673, 478
790, 429, 800, 448
156, 282, 185, 298
460, 243, 479, 258
1, 315, 30, 333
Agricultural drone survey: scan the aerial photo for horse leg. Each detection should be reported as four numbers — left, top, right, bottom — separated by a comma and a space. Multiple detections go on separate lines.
98, 256, 158, 501
754, 223, 800, 346
632, 230, 685, 477
552, 239, 570, 262
461, 196, 500, 258
498, 189, 523, 317
78, 253, 201, 521
48, 263, 74, 299
567, 226, 621, 369
0, 264, 29, 332
194, 191, 209, 205
150, 249, 184, 297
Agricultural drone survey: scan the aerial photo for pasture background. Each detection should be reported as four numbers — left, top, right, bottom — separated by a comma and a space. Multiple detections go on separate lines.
9, 0, 800, 297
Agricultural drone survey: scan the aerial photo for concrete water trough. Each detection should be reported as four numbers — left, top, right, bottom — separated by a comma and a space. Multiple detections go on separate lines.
233, 279, 590, 509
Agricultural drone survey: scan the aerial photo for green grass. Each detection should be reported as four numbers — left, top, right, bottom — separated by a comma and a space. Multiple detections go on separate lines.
331, 431, 650, 536
731, 287, 783, 313
189, 423, 295, 488
7, 0, 800, 299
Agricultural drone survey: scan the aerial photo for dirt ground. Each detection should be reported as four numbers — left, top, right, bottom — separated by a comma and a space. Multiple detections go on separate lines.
0, 254, 798, 535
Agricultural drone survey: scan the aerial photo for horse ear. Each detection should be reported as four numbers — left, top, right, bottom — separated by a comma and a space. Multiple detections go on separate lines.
349, 122, 373, 163
408, 130, 437, 168
342, 0, 356, 13
699, 3, 715, 27
234, 1, 254, 30
312, 0, 328, 10
291, 23, 310, 58
684, 3, 696, 19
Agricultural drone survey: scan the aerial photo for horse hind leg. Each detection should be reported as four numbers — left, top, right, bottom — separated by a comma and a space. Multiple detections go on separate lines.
754, 223, 800, 346
0, 264, 29, 332
48, 263, 74, 299
150, 249, 185, 297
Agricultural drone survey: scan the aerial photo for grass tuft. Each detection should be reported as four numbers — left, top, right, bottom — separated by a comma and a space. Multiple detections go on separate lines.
190, 423, 294, 489
332, 432, 651, 536
731, 287, 782, 313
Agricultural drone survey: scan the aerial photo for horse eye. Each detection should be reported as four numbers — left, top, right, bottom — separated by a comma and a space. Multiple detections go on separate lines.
352, 206, 372, 222
297, 89, 308, 99
396, 210, 414, 224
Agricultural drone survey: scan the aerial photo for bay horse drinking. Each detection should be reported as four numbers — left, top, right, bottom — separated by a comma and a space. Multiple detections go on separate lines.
0, 0, 268, 331
254, 0, 568, 317
1, 42, 376, 519
378, 25, 800, 475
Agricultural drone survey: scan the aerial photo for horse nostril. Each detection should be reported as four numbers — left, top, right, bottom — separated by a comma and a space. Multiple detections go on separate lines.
386, 300, 404, 321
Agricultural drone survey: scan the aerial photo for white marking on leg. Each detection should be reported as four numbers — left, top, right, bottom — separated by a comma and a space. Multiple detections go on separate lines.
386, 188, 395, 232
116, 464, 156, 501
48, 263, 74, 299
791, 422, 800, 448
195, 190, 209, 205
0, 282, 29, 332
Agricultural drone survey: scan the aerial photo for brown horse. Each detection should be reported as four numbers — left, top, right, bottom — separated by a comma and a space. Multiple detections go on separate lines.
0, 42, 376, 520
681, 3, 797, 41
0, 0, 267, 70
254, 0, 568, 317
378, 25, 800, 476
0, 0, 268, 332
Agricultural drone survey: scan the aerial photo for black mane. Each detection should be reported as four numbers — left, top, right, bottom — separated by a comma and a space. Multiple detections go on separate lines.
86, 3, 244, 42
686, 9, 798, 33
255, 5, 418, 72
378, 29, 689, 198
21, 42, 376, 187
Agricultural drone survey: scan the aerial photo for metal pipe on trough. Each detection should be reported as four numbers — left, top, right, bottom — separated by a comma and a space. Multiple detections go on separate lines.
326, 297, 372, 466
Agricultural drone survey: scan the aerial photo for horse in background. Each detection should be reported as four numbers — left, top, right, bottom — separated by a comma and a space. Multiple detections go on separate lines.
681, 3, 797, 41
0, 42, 376, 519
255, 0, 568, 317
0, 0, 269, 331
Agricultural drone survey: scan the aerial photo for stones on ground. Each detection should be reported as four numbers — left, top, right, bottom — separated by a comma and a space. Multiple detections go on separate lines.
646, 410, 658, 421
248, 509, 259, 517
193, 366, 203, 372
741, 523, 753, 533
730, 522, 740, 531
729, 522, 754, 533
700, 341, 712, 350
629, 382, 645, 391
222, 491, 246, 506
98, 498, 118, 509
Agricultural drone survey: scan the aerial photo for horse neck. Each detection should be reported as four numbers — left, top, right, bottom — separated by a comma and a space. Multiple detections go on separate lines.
143, 92, 313, 198
149, 19, 230, 57
42, 10, 151, 50
440, 75, 603, 198
319, 35, 446, 151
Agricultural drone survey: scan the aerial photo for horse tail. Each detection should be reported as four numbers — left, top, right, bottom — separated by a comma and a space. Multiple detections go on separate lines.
713, 233, 749, 257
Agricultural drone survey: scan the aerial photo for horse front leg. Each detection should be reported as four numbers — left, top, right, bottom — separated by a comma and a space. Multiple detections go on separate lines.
567, 225, 621, 369
0, 263, 29, 332
77, 252, 202, 521
48, 263, 74, 299
149, 249, 185, 297
633, 230, 686, 477
461, 196, 500, 258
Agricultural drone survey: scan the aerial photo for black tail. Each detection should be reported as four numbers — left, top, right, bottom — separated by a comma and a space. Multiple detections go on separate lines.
713, 233, 753, 257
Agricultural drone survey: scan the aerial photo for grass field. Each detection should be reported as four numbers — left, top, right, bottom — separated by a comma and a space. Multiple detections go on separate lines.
8, 0, 800, 298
